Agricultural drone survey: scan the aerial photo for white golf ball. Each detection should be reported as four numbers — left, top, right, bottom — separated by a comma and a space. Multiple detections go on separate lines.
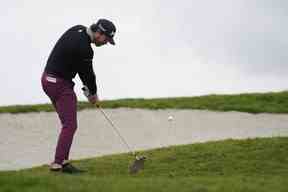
168, 116, 174, 121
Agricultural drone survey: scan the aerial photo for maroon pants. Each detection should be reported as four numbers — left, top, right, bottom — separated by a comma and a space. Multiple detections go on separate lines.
41, 72, 77, 164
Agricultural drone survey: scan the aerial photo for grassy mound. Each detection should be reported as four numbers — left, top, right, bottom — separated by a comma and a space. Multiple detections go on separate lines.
1, 137, 288, 191
1, 91, 288, 114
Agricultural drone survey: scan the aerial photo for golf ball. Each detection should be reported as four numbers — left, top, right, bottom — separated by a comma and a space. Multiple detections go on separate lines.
168, 116, 174, 121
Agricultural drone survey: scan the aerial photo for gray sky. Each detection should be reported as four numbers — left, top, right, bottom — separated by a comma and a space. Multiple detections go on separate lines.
0, 0, 287, 106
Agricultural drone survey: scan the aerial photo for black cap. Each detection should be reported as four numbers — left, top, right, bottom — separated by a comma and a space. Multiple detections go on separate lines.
90, 19, 116, 45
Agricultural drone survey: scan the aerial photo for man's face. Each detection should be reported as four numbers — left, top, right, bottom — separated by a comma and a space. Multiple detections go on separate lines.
94, 32, 108, 47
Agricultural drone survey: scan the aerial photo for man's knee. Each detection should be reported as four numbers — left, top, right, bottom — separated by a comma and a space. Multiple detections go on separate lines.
66, 121, 77, 133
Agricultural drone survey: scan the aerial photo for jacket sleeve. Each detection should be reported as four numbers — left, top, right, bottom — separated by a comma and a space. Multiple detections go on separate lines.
77, 46, 97, 95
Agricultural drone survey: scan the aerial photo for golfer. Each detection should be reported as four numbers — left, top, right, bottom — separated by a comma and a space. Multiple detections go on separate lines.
41, 19, 116, 173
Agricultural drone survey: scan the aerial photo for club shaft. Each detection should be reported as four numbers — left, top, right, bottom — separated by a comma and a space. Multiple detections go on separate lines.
98, 107, 135, 156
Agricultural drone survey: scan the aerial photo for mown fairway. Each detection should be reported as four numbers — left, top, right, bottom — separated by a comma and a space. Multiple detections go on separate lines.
1, 137, 288, 192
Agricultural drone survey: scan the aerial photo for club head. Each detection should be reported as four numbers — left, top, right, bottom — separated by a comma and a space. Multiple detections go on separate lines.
129, 156, 146, 174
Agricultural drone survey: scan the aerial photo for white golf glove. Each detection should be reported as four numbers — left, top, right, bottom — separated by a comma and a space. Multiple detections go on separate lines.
82, 85, 91, 98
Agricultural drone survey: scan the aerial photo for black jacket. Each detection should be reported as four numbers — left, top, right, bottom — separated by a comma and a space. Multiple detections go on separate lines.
45, 25, 97, 95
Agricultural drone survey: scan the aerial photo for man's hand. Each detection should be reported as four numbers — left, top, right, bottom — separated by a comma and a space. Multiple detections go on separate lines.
88, 94, 100, 106
82, 86, 100, 107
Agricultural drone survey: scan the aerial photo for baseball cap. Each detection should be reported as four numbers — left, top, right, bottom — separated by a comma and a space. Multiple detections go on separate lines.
90, 19, 116, 45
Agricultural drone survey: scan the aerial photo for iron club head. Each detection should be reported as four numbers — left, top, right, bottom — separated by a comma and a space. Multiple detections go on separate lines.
129, 156, 146, 174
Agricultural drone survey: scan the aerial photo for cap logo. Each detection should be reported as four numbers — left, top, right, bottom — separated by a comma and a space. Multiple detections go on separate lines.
98, 24, 106, 31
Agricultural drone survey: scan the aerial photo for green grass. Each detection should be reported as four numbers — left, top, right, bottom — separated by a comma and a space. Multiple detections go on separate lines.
1, 137, 288, 192
1, 91, 288, 114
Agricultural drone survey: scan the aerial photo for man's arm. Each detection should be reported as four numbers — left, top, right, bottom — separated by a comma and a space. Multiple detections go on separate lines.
77, 40, 97, 95
78, 59, 99, 105
78, 59, 97, 95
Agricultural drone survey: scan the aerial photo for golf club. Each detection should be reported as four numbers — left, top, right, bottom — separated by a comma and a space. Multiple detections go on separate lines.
98, 107, 146, 174
82, 86, 146, 174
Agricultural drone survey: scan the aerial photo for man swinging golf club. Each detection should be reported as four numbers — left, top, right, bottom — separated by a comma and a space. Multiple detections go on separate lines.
41, 19, 116, 173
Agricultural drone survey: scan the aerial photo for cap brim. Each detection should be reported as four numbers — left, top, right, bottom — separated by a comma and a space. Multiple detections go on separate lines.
107, 37, 115, 45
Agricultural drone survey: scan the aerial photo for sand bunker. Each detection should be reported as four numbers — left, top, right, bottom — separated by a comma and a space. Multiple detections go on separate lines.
1, 108, 288, 170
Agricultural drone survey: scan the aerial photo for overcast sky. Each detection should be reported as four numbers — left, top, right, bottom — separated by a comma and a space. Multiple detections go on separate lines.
0, 0, 287, 106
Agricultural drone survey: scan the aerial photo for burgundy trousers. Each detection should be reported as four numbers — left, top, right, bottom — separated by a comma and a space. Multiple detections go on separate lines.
41, 72, 77, 164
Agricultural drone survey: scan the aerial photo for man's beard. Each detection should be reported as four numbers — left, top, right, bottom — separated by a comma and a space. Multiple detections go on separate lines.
94, 39, 106, 47
94, 41, 106, 47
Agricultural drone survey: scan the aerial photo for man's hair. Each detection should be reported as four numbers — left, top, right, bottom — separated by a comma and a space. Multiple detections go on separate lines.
90, 24, 100, 33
